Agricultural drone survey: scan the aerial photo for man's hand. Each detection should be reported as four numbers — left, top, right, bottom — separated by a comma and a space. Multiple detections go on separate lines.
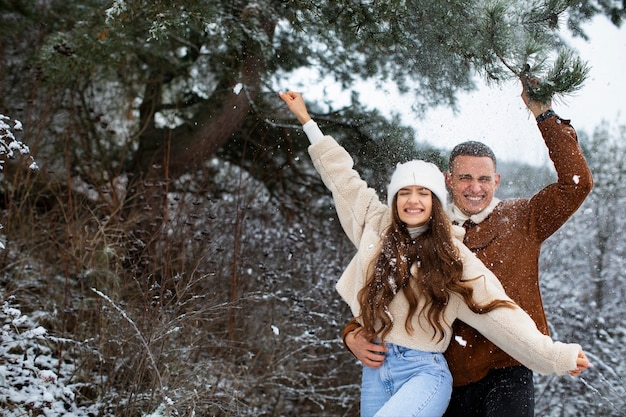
521, 77, 552, 119
345, 328, 387, 368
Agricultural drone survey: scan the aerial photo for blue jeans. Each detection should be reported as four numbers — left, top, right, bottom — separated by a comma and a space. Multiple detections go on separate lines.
361, 343, 453, 417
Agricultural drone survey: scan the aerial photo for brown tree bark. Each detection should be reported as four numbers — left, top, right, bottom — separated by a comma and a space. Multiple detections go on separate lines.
132, 5, 276, 180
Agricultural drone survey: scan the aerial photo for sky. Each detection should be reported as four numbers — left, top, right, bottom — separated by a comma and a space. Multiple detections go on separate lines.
289, 16, 626, 166
406, 16, 626, 166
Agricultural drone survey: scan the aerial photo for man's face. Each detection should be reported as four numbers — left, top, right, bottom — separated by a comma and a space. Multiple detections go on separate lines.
445, 155, 500, 216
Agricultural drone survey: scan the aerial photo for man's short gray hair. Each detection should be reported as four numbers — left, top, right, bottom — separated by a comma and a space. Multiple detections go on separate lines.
449, 141, 497, 171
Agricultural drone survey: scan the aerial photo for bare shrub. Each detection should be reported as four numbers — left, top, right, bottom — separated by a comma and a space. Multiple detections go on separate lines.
1, 157, 362, 416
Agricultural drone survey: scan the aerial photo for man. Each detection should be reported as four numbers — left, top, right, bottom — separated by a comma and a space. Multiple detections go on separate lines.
342, 83, 593, 416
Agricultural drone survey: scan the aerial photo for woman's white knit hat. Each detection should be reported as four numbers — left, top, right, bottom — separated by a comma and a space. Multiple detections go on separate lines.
387, 160, 448, 210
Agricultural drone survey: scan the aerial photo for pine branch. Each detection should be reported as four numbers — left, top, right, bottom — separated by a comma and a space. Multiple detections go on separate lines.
481, 1, 590, 104
521, 48, 590, 103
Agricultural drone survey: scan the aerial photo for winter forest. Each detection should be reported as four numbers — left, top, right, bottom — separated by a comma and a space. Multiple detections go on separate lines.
0, 1, 625, 416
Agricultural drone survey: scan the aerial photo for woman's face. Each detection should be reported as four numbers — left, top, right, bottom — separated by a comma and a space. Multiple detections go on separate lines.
395, 186, 433, 227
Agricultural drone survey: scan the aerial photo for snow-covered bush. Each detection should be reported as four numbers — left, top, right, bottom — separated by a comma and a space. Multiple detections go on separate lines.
0, 114, 38, 250
0, 114, 38, 173
0, 295, 102, 416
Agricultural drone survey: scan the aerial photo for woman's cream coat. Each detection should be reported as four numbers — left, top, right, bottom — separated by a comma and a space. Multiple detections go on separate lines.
308, 134, 580, 376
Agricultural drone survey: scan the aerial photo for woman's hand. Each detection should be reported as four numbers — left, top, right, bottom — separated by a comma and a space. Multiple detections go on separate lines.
568, 350, 591, 377
279, 91, 312, 125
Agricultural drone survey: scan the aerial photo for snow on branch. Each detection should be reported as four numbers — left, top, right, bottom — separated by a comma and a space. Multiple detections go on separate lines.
0, 114, 39, 172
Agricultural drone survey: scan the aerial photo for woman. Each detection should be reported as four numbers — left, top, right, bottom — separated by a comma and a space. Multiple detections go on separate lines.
278, 91, 589, 417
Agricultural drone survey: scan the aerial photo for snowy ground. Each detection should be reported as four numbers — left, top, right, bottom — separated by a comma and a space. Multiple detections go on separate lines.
1, 295, 104, 416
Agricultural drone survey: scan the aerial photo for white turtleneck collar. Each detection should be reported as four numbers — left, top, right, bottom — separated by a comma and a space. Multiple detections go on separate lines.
447, 197, 501, 226
407, 224, 429, 239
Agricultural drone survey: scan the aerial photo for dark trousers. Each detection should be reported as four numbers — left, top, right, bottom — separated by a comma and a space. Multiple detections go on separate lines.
443, 366, 535, 417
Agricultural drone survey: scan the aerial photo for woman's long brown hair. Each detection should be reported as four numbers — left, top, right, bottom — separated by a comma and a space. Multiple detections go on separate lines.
357, 194, 513, 344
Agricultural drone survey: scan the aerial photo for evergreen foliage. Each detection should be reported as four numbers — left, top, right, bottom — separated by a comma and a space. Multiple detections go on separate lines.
1, 0, 621, 192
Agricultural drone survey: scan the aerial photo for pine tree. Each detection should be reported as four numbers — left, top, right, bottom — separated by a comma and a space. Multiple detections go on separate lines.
2, 0, 619, 184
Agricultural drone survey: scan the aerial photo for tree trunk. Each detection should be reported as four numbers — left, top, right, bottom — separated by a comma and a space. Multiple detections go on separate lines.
132, 6, 276, 180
